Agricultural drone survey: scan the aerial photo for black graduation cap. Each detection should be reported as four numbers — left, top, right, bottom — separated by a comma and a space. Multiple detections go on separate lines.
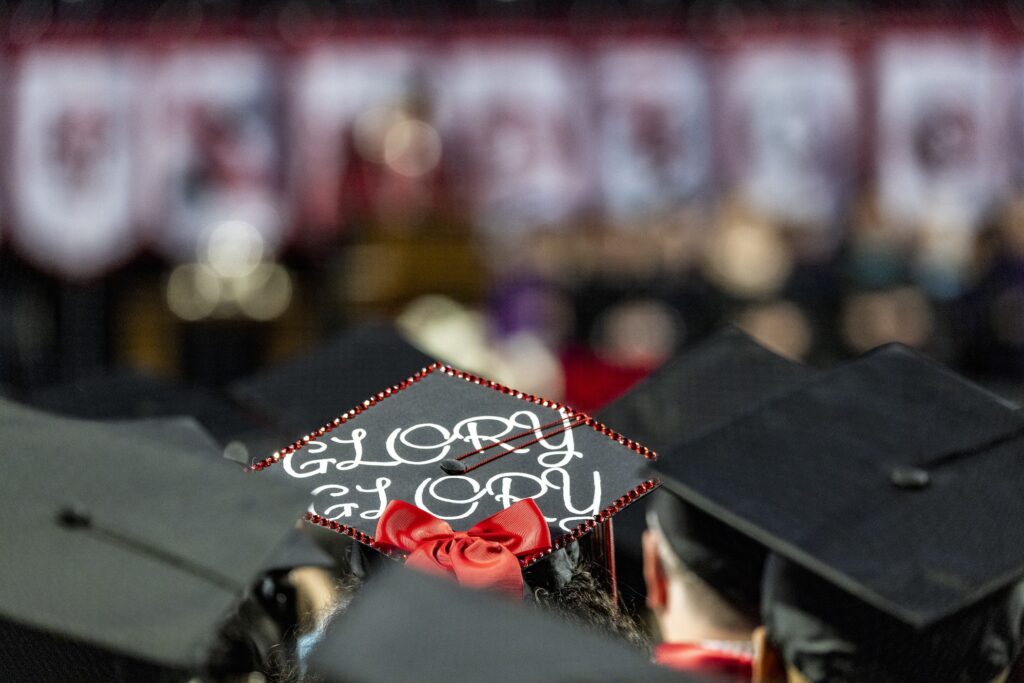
596, 327, 814, 609
27, 368, 277, 453
252, 362, 656, 574
307, 564, 696, 683
229, 322, 435, 435
0, 397, 314, 677
651, 343, 1024, 630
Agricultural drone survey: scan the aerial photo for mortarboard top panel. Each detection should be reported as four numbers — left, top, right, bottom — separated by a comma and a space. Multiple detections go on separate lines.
652, 343, 1024, 629
308, 564, 697, 683
596, 327, 815, 608
598, 326, 813, 453
252, 362, 657, 567
229, 322, 435, 434
13, 399, 334, 573
0, 398, 313, 670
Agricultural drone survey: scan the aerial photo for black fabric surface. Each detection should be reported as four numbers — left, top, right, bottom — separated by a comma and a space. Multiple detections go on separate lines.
256, 368, 654, 565
229, 322, 434, 436
308, 565, 695, 683
597, 326, 814, 610
653, 344, 1024, 628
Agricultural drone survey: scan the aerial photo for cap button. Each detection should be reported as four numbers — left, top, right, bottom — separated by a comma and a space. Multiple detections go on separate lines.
56, 505, 93, 528
440, 459, 468, 475
890, 467, 930, 490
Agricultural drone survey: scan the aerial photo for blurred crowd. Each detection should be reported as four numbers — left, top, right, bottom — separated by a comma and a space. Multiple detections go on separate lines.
2, 8, 1024, 409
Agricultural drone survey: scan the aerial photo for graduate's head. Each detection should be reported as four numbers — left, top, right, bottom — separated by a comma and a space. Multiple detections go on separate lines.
642, 489, 763, 643
648, 345, 1024, 683
253, 362, 657, 647
753, 555, 1024, 683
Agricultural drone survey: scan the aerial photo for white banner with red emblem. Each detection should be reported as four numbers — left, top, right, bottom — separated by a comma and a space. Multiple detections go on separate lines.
875, 36, 1008, 232
292, 44, 428, 230
435, 42, 591, 237
719, 42, 859, 228
11, 48, 138, 278
594, 43, 711, 222
136, 47, 287, 261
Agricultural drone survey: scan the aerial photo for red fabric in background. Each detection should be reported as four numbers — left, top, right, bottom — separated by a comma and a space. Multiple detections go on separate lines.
561, 346, 652, 413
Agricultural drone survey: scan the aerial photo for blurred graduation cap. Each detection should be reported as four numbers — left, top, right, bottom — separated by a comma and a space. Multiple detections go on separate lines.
308, 564, 696, 683
596, 326, 814, 610
109, 415, 222, 455
253, 362, 656, 598
230, 322, 434, 435
0, 397, 315, 679
108, 414, 332, 573
26, 368, 282, 465
652, 344, 1024, 631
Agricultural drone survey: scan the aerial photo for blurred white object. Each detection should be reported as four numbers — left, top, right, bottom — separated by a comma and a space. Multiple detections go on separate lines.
165, 222, 292, 322
137, 47, 287, 261
11, 48, 138, 278
592, 299, 679, 368
875, 36, 1008, 233
435, 42, 591, 237
595, 43, 712, 222
397, 295, 565, 399
720, 42, 858, 228
291, 45, 424, 228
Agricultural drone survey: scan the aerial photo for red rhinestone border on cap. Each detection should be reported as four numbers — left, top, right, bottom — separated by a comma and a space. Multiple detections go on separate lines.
249, 361, 661, 563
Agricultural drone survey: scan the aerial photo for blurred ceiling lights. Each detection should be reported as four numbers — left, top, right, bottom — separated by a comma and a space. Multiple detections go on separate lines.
165, 219, 293, 322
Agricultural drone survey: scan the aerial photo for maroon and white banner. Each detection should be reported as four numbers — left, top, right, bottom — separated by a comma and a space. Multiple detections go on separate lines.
875, 37, 1008, 232
719, 42, 858, 228
291, 44, 429, 230
435, 42, 591, 236
137, 47, 287, 261
11, 48, 138, 278
594, 43, 711, 222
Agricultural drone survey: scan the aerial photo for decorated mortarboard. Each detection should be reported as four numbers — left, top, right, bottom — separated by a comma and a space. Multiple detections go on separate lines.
230, 322, 435, 434
308, 564, 697, 683
652, 343, 1024, 630
597, 326, 815, 610
252, 362, 658, 598
0, 397, 315, 677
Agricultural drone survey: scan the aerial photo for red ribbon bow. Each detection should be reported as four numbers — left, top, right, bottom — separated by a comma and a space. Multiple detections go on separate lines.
373, 499, 552, 598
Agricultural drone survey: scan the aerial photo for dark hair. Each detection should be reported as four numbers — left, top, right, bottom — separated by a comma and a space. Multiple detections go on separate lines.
531, 561, 651, 651
764, 556, 1024, 683
279, 545, 651, 682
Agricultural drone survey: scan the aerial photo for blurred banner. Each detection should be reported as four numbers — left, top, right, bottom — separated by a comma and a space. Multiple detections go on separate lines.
11, 47, 138, 279
875, 36, 1007, 234
137, 46, 286, 262
595, 43, 711, 223
3, 28, 1024, 278
435, 41, 591, 236
292, 43, 428, 231
719, 41, 858, 229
